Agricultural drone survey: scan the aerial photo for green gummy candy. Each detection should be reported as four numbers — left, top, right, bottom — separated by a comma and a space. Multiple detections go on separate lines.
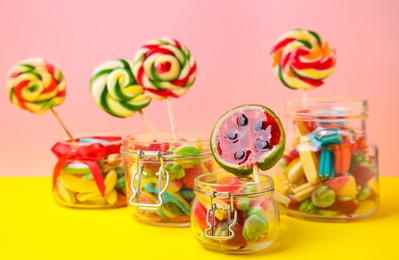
311, 186, 336, 208
163, 202, 183, 215
357, 185, 371, 201
235, 198, 250, 211
165, 163, 185, 180
242, 215, 269, 242
177, 189, 195, 202
299, 199, 318, 213
173, 145, 201, 157
246, 206, 266, 220
351, 152, 369, 167
63, 162, 91, 174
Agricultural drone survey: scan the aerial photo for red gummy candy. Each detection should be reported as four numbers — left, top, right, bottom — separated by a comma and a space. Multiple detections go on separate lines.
222, 223, 248, 249
337, 199, 359, 215
351, 163, 376, 186
215, 176, 242, 194
183, 163, 203, 190
193, 202, 214, 232
148, 142, 170, 152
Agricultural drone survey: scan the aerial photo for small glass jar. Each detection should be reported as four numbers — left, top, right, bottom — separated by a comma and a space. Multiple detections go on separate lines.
51, 136, 126, 208
191, 172, 280, 254
121, 131, 218, 226
276, 97, 379, 221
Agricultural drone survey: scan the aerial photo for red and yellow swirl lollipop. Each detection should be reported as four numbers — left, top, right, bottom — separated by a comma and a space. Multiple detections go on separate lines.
271, 29, 336, 90
6, 58, 73, 140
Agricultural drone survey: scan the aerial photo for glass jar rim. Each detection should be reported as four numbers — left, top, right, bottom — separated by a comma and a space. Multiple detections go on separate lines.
58, 135, 122, 146
285, 96, 368, 119
194, 172, 275, 197
121, 130, 212, 159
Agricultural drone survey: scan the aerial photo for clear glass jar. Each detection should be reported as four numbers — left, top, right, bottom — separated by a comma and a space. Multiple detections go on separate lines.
191, 172, 280, 254
121, 132, 219, 226
51, 136, 126, 208
276, 97, 379, 221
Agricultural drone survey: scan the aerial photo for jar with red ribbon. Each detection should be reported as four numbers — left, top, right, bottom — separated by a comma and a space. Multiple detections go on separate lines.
276, 97, 379, 221
51, 136, 126, 208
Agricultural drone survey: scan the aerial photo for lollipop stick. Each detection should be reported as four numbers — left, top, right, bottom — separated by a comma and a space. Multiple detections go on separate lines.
253, 165, 261, 184
302, 89, 308, 109
166, 97, 178, 141
138, 111, 162, 141
50, 108, 75, 141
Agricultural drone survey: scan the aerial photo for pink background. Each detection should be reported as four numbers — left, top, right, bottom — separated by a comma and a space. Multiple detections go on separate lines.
0, 0, 398, 177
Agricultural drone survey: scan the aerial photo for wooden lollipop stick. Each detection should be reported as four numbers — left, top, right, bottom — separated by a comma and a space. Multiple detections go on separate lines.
138, 111, 162, 141
166, 97, 178, 141
50, 108, 75, 141
253, 165, 261, 184
302, 89, 309, 109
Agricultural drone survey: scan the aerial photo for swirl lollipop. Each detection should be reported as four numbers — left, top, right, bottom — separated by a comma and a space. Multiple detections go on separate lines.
132, 37, 197, 140
90, 59, 159, 140
271, 29, 336, 94
6, 58, 74, 140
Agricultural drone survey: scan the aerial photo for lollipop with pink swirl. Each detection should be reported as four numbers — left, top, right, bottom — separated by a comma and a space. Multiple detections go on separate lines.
132, 38, 197, 140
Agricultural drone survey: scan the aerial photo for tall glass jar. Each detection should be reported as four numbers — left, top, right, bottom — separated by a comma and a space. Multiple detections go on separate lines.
191, 172, 280, 254
121, 132, 219, 226
276, 97, 379, 221
51, 136, 126, 208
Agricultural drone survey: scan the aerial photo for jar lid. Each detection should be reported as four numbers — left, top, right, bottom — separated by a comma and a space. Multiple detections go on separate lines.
285, 96, 368, 120
120, 131, 212, 159
194, 172, 275, 197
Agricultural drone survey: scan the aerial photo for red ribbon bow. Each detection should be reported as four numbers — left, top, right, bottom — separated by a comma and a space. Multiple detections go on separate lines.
51, 137, 121, 197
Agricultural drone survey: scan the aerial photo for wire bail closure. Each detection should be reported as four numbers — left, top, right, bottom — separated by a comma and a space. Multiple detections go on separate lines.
129, 150, 170, 210
205, 191, 237, 240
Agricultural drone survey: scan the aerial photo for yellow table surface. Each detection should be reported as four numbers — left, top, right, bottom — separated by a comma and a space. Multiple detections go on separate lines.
1, 177, 398, 259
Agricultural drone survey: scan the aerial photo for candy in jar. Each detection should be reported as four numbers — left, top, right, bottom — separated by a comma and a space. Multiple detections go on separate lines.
276, 97, 379, 221
52, 136, 126, 208
121, 132, 218, 226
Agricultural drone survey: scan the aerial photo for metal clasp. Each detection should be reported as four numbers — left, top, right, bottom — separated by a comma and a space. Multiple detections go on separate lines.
205, 191, 237, 240
129, 150, 170, 210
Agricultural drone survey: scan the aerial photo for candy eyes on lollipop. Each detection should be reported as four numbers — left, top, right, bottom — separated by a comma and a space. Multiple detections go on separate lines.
271, 28, 336, 90
210, 104, 286, 178
6, 58, 66, 114
132, 37, 197, 100
90, 59, 151, 118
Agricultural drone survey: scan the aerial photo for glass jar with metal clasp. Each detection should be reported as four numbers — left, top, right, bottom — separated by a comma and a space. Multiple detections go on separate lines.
120, 131, 219, 226
191, 172, 280, 254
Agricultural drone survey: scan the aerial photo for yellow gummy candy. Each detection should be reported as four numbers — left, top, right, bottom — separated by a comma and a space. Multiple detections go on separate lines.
59, 171, 99, 193
57, 181, 76, 204
76, 170, 117, 202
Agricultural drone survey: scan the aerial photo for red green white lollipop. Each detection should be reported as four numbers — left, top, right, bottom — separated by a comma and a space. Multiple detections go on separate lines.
210, 105, 286, 180
6, 58, 74, 140
132, 37, 197, 140
90, 59, 160, 140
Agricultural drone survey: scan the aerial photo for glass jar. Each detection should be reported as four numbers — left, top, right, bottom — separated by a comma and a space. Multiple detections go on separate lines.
51, 136, 126, 208
276, 97, 379, 221
191, 172, 280, 254
121, 131, 219, 226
